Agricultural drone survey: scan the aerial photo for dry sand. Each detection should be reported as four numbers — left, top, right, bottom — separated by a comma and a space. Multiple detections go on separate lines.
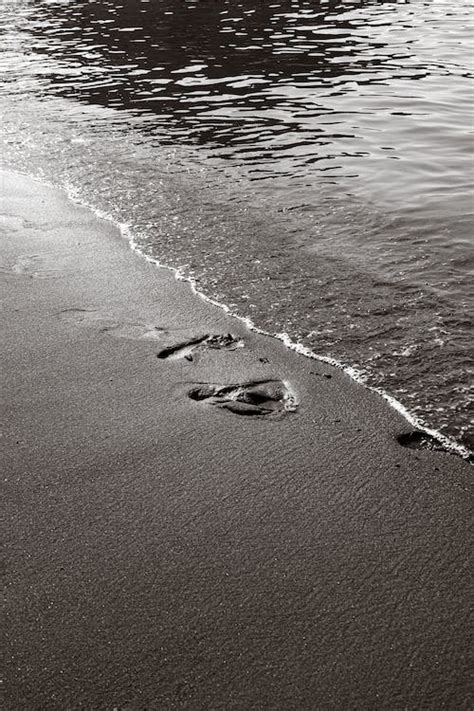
2, 170, 472, 709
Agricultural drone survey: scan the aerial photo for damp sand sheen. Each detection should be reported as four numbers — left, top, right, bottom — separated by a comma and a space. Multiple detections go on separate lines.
2, 171, 472, 709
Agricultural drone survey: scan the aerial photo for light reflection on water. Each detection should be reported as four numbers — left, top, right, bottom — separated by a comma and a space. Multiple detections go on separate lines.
0, 0, 473, 448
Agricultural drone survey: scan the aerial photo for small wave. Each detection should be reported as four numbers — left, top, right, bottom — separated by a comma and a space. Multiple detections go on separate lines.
30, 171, 470, 464
3, 168, 471, 462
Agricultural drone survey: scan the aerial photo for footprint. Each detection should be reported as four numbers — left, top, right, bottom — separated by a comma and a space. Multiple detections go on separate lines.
0, 215, 27, 234
157, 333, 243, 362
397, 430, 449, 454
3, 254, 64, 279
56, 308, 165, 340
188, 379, 297, 417
12, 255, 43, 276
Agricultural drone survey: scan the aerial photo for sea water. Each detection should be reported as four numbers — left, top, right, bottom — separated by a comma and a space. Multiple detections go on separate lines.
1, 0, 472, 450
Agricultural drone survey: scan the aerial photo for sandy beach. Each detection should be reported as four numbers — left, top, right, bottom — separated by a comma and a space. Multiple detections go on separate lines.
2, 170, 472, 709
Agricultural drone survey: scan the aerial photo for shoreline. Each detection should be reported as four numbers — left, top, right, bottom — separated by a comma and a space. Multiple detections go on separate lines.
24, 170, 474, 461
2, 169, 472, 709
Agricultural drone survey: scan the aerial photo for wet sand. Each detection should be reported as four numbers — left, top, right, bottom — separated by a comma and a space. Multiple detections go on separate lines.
2, 170, 472, 710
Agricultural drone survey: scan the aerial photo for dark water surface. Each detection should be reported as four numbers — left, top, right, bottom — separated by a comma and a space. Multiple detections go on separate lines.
1, 0, 473, 451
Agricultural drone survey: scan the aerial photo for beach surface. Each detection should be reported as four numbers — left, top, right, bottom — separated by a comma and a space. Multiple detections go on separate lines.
2, 170, 472, 709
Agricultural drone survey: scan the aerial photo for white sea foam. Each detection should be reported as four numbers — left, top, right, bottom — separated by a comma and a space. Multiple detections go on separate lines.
13, 170, 473, 463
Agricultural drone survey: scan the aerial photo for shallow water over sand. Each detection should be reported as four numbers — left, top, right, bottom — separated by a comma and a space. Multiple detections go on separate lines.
1, 0, 473, 448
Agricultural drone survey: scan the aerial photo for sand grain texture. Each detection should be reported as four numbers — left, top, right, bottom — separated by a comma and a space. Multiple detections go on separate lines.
1, 171, 472, 710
